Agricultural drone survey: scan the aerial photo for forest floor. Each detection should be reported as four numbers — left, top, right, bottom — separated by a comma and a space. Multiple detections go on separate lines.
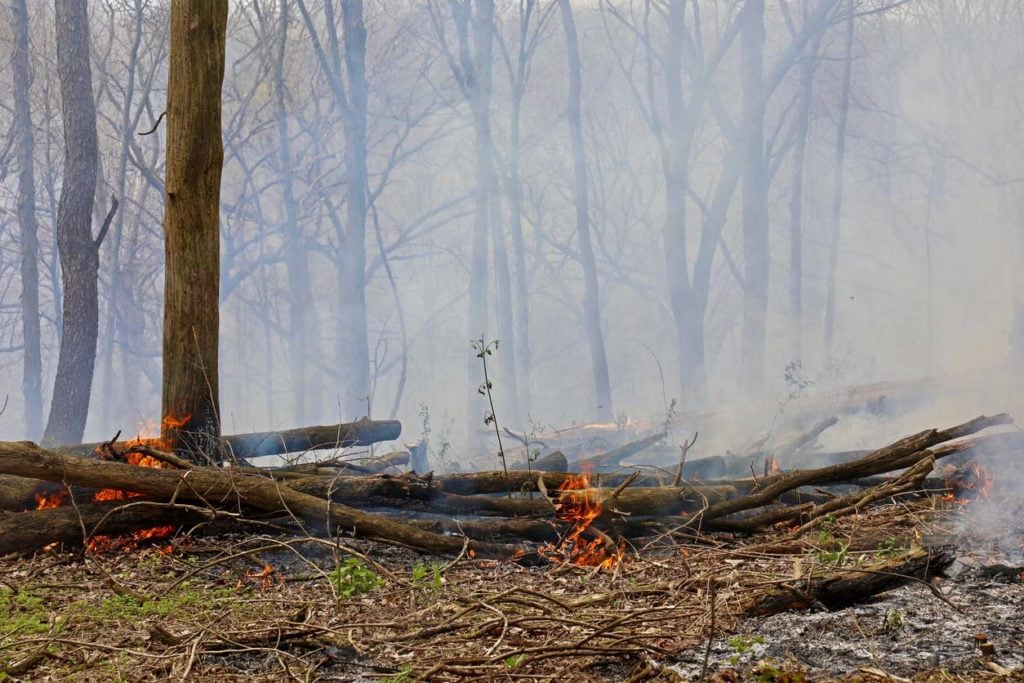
1, 497, 1021, 682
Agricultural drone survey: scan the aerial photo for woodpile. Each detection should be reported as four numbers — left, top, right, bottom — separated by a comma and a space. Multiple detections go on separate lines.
0, 414, 1016, 599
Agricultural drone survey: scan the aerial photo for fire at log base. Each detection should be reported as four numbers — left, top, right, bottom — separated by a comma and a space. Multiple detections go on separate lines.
0, 414, 1012, 574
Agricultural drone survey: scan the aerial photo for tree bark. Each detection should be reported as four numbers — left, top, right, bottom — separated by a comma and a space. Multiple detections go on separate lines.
744, 545, 955, 617
0, 441, 532, 559
44, 0, 103, 445
10, 0, 43, 440
58, 418, 401, 460
161, 0, 228, 461
559, 0, 613, 422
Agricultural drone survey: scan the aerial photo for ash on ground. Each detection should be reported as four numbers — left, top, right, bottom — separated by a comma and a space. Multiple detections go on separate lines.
673, 549, 1024, 680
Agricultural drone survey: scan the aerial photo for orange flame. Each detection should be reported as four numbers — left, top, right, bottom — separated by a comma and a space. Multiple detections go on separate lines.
540, 472, 622, 569
942, 461, 994, 507
34, 487, 69, 510
245, 563, 278, 588
86, 413, 189, 552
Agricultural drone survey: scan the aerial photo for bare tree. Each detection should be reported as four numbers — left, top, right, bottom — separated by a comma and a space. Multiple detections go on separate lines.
557, 0, 613, 421
822, 0, 855, 356
44, 0, 114, 445
10, 0, 43, 439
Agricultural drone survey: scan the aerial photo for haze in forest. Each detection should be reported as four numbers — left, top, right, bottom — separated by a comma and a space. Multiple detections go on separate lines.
1, 0, 1022, 459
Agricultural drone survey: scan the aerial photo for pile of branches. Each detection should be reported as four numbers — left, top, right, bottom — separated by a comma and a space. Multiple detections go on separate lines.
0, 414, 1016, 565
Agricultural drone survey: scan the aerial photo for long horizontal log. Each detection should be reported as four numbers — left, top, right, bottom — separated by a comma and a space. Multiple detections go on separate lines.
574, 432, 667, 469
2, 420, 403, 511
54, 419, 402, 460
287, 471, 735, 517
0, 441, 530, 560
743, 544, 956, 617
681, 414, 1010, 527
0, 499, 216, 555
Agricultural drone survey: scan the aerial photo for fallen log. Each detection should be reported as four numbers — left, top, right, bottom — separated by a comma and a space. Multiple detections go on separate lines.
54, 419, 402, 460
743, 544, 956, 617
1, 420, 403, 511
680, 414, 1010, 528
287, 471, 735, 517
0, 441, 531, 560
0, 499, 216, 555
574, 432, 667, 469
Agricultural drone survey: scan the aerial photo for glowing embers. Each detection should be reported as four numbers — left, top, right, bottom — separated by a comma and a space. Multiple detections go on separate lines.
540, 472, 623, 569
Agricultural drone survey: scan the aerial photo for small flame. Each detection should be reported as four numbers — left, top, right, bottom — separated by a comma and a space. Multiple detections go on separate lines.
246, 563, 278, 588
942, 461, 994, 507
34, 487, 69, 510
540, 472, 622, 569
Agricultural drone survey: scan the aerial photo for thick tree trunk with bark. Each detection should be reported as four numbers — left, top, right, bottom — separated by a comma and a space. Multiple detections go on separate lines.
44, 0, 103, 445
10, 0, 43, 440
559, 0, 613, 422
161, 0, 228, 461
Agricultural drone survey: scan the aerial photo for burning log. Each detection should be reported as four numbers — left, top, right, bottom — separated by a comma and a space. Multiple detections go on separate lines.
0, 499, 215, 555
743, 545, 956, 617
677, 414, 1010, 529
0, 419, 402, 511
54, 418, 402, 460
0, 441, 532, 560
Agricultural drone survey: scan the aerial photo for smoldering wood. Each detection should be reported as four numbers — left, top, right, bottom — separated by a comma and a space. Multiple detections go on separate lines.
0, 499, 215, 555
1, 420, 402, 511
743, 545, 956, 617
676, 414, 1009, 528
0, 441, 531, 560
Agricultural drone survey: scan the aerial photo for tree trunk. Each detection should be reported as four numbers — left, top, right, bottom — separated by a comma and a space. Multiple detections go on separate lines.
44, 0, 102, 446
98, 0, 144, 432
559, 0, 613, 422
466, 0, 495, 448
490, 165, 522, 425
823, 0, 854, 355
161, 0, 228, 461
788, 28, 819, 368
506, 67, 531, 421
10, 0, 43, 440
338, 0, 371, 420
275, 0, 316, 423
739, 0, 769, 396
662, 1, 707, 407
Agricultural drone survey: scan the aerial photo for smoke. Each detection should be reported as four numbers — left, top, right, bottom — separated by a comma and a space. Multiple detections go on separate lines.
0, 2, 1022, 467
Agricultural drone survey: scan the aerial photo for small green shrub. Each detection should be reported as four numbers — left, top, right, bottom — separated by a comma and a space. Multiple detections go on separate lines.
328, 558, 383, 597
411, 560, 445, 594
